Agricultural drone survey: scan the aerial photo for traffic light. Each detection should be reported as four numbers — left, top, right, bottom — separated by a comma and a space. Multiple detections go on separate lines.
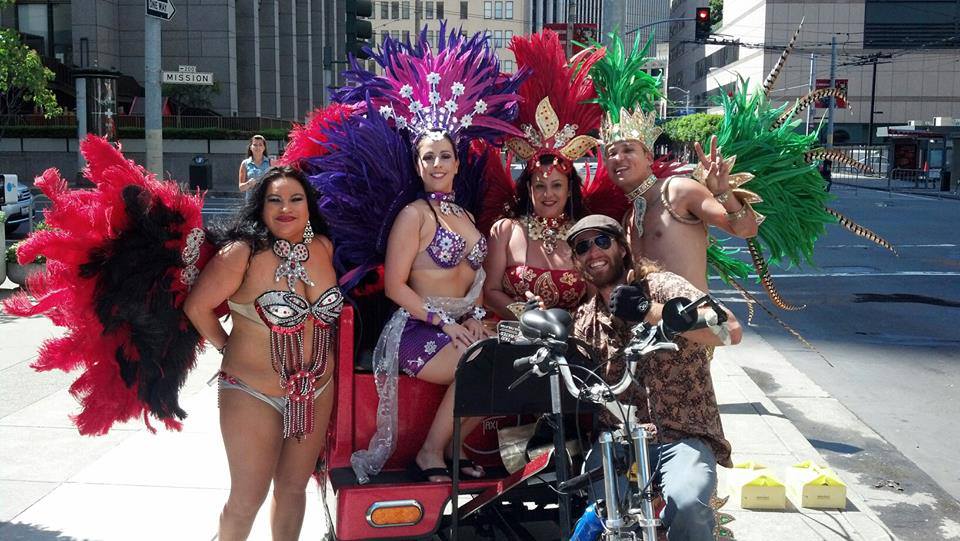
345, 0, 373, 60
695, 7, 711, 41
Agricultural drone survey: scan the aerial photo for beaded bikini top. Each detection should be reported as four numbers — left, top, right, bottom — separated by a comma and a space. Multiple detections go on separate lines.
413, 220, 487, 271
253, 286, 344, 331
250, 283, 344, 440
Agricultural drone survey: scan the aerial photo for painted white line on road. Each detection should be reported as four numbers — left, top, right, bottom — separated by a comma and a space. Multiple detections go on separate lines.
710, 271, 960, 280
889, 191, 958, 202
820, 244, 957, 249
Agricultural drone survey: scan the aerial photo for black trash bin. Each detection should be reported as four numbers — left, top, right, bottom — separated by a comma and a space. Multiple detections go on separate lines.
941, 170, 951, 192
189, 155, 212, 190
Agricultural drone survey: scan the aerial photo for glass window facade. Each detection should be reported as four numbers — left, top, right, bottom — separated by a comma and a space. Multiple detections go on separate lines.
864, 0, 960, 48
15, 1, 72, 65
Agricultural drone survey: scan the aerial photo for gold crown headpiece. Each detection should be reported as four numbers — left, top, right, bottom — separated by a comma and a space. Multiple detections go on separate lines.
599, 107, 662, 151
505, 97, 600, 170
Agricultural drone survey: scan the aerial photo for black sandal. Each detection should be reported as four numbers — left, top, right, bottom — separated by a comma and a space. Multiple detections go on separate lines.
409, 462, 452, 483
447, 458, 486, 478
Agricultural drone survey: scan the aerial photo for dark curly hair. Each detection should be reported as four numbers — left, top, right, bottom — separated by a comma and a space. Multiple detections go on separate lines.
509, 154, 586, 220
208, 165, 328, 253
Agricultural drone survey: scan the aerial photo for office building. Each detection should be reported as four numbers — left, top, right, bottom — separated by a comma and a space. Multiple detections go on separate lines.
667, 0, 960, 144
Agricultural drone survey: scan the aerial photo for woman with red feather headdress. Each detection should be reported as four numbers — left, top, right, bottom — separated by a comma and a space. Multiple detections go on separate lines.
481, 30, 621, 319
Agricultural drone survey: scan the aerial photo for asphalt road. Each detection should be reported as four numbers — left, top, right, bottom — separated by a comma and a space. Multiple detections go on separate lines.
709, 183, 960, 532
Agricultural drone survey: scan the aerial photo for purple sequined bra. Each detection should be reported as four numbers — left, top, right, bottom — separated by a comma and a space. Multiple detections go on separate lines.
413, 222, 487, 271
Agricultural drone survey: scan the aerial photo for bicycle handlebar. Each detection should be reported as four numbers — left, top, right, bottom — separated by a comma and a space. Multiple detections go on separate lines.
506, 294, 728, 407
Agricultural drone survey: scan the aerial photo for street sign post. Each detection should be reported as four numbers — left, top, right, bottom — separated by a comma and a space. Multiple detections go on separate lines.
146, 0, 175, 20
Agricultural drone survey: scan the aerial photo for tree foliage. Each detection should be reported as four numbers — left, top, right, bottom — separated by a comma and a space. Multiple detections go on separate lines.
662, 113, 723, 143
0, 1, 61, 120
162, 82, 222, 117
709, 0, 723, 26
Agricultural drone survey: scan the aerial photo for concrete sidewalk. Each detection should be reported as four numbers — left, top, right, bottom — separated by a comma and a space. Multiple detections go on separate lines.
0, 285, 895, 540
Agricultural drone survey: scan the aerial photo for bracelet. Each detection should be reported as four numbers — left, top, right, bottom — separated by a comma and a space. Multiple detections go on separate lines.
715, 190, 732, 204
469, 305, 486, 321
727, 205, 750, 222
424, 303, 455, 327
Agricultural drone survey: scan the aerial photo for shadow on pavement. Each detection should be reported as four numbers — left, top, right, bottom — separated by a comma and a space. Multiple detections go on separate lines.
718, 401, 787, 418
808, 438, 864, 455
0, 522, 77, 541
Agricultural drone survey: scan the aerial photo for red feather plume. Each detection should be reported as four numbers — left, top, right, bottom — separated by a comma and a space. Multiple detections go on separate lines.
509, 30, 605, 138
581, 154, 689, 222
478, 146, 518, 235
582, 159, 629, 220
2, 135, 208, 435
278, 102, 354, 166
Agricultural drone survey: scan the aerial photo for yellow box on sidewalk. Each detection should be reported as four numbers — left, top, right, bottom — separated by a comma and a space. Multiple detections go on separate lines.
726, 461, 786, 509
785, 461, 847, 509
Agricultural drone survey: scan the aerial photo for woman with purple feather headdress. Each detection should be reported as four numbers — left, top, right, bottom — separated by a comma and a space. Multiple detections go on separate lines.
306, 23, 526, 484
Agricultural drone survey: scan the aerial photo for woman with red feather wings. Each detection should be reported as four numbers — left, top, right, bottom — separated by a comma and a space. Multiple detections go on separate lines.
1, 121, 349, 539
481, 30, 629, 319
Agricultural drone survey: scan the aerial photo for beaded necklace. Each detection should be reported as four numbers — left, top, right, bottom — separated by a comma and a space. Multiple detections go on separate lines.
523, 213, 571, 255
425, 191, 464, 217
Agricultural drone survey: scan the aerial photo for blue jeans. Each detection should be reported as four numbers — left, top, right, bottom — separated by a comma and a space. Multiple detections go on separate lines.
581, 436, 717, 541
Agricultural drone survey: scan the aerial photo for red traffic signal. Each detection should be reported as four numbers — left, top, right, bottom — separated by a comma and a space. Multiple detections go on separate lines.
695, 7, 711, 41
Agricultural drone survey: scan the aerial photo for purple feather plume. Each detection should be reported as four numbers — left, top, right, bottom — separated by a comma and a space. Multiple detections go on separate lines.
331, 22, 528, 148
305, 104, 489, 288
305, 107, 418, 277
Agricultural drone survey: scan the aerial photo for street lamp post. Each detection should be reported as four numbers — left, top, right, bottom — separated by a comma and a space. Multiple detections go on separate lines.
668, 86, 690, 116
707, 65, 737, 78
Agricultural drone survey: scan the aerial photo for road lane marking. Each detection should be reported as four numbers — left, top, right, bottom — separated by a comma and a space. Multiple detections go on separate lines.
710, 271, 960, 280
820, 244, 957, 249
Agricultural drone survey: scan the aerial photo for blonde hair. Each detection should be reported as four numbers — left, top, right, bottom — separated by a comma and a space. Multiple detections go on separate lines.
632, 256, 662, 281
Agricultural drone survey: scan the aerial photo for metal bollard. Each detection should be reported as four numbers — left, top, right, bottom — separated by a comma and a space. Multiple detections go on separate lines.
631, 425, 660, 541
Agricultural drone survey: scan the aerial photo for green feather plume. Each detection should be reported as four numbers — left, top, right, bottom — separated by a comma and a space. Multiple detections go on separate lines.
587, 31, 663, 119
708, 238, 753, 283
708, 79, 835, 271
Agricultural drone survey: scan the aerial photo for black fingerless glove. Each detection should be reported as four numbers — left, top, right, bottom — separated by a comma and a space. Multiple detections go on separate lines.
610, 284, 651, 323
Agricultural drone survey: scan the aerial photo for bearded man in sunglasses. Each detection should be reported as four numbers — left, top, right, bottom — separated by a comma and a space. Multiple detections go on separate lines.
567, 214, 742, 540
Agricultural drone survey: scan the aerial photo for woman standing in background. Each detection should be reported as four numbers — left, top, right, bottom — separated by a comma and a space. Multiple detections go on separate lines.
239, 134, 271, 201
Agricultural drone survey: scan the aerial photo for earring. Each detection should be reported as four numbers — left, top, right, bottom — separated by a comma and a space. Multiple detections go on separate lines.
303, 221, 315, 244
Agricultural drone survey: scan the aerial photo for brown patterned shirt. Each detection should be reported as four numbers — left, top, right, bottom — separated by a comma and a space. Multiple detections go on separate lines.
573, 271, 732, 467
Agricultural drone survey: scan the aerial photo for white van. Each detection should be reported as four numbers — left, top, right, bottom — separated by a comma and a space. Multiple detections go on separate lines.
2, 174, 35, 235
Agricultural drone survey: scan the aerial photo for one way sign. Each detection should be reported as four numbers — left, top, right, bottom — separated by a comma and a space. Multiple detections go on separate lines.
146, 0, 176, 20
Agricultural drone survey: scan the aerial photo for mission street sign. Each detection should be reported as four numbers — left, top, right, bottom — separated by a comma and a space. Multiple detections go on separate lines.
162, 66, 214, 85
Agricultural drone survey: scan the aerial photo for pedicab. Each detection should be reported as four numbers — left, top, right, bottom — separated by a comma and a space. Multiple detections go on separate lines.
317, 286, 597, 540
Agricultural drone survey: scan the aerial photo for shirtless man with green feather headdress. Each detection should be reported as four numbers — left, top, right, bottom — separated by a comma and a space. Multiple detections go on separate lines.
588, 33, 761, 293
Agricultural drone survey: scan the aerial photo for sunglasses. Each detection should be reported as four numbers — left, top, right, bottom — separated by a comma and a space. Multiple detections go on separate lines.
573, 233, 613, 256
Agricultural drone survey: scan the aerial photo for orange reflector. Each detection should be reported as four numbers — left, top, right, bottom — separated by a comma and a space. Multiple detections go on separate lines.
366, 500, 423, 527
